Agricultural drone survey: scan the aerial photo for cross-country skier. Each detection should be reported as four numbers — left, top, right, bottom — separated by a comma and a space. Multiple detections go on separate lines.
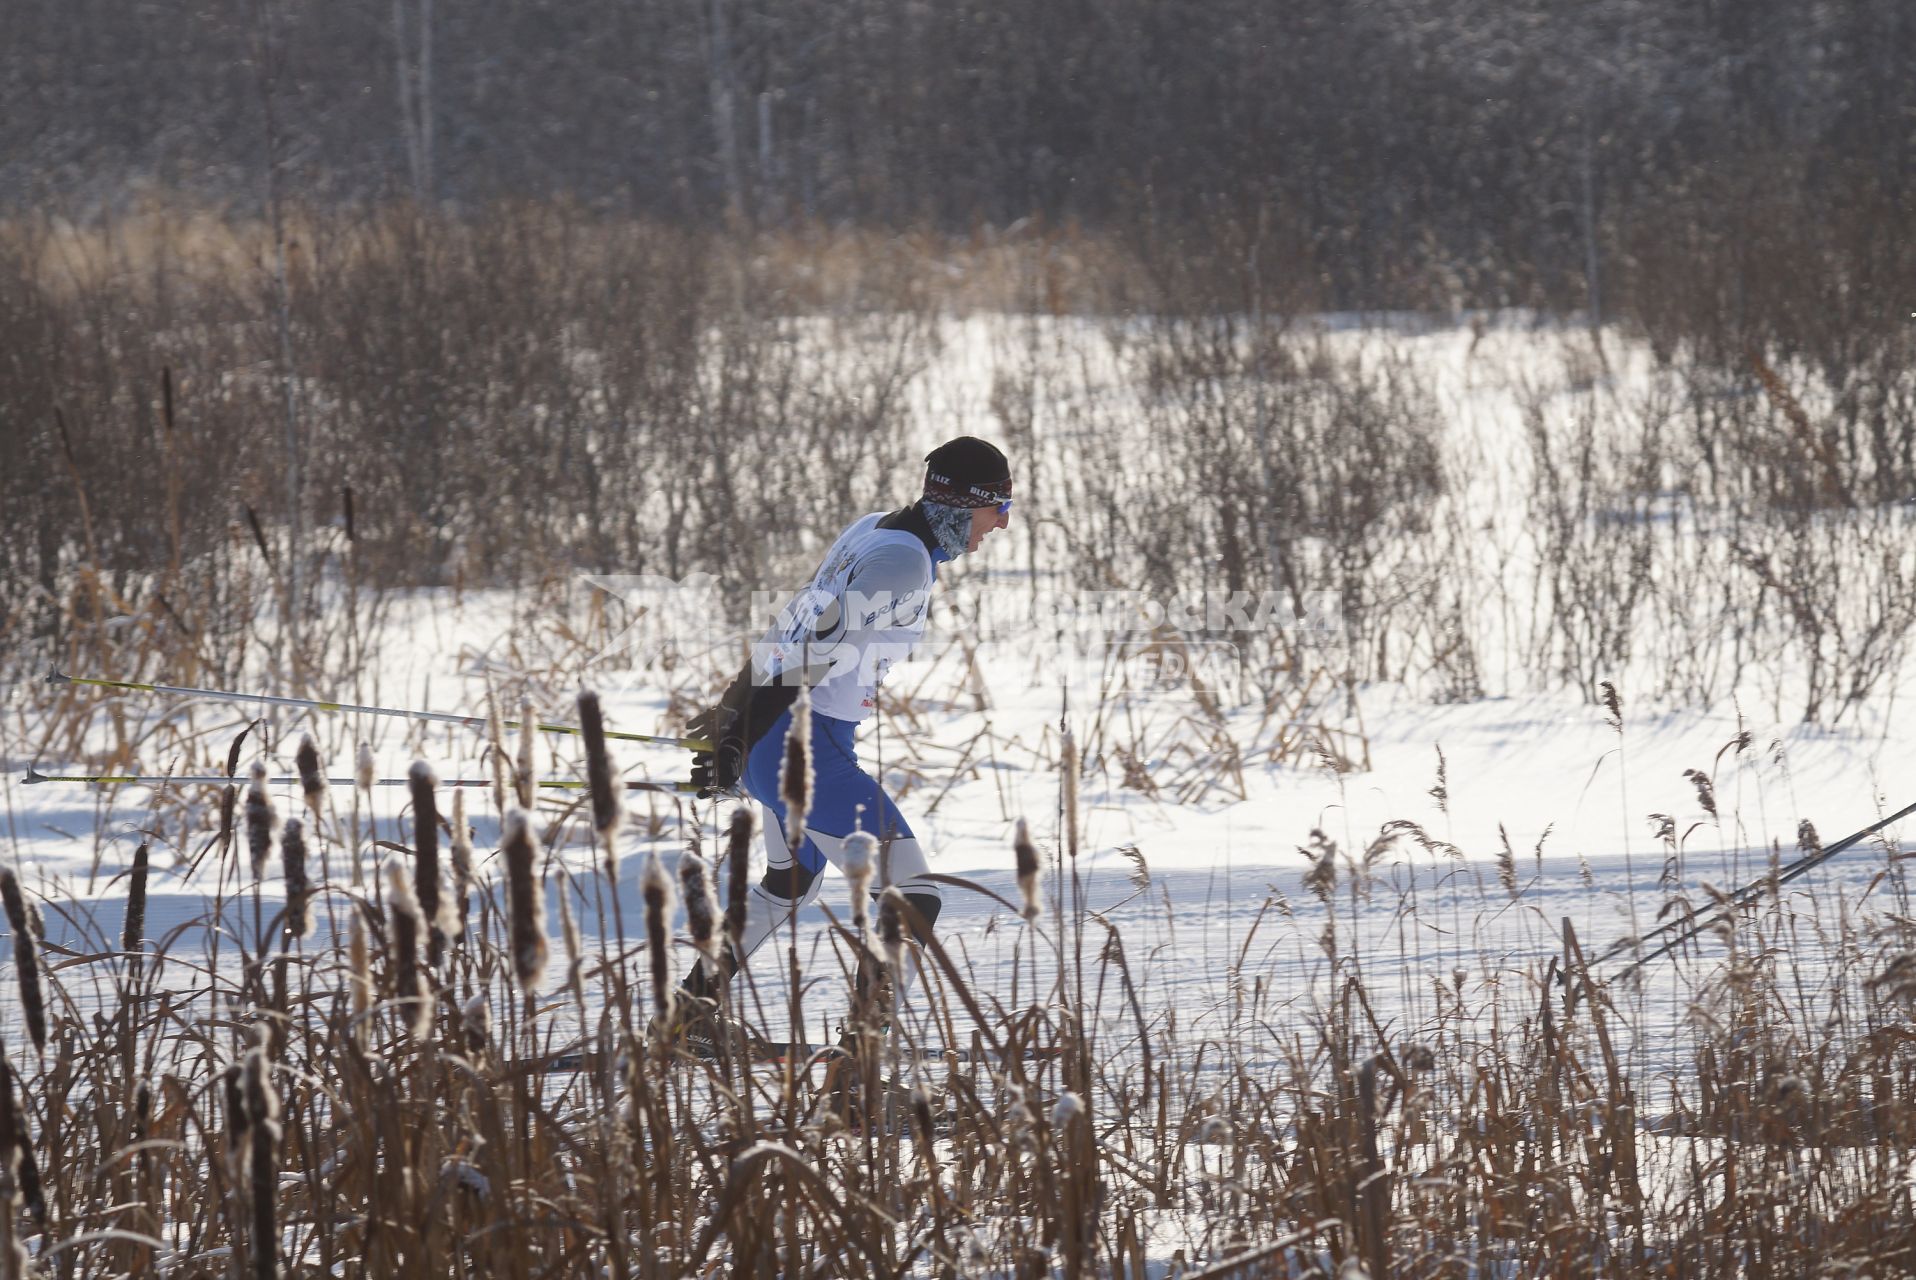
675, 436, 1014, 1054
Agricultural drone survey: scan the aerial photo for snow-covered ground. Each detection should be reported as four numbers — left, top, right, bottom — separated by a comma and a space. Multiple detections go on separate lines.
4, 316, 1913, 1269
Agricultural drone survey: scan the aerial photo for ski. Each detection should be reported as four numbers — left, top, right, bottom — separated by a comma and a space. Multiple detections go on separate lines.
1603, 794, 1916, 981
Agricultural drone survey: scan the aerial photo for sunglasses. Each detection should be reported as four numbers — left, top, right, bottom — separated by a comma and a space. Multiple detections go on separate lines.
996, 499, 1014, 516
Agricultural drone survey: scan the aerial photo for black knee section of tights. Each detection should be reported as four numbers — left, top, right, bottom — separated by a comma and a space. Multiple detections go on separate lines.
901, 891, 942, 940
761, 861, 818, 903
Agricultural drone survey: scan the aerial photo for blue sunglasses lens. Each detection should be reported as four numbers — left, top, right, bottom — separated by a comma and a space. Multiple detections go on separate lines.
996, 499, 1013, 516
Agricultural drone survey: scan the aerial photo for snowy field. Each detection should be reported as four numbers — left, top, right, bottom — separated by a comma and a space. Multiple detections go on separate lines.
5, 315, 1915, 1273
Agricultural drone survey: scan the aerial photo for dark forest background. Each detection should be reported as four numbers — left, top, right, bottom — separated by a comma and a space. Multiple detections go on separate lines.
5, 0, 1913, 314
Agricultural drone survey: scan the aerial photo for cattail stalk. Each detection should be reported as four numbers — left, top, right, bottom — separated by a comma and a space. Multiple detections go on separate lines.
556, 868, 587, 1016
124, 839, 150, 963
409, 761, 445, 966
781, 686, 813, 851
350, 742, 374, 893
242, 1036, 282, 1280
484, 682, 508, 814
449, 788, 474, 938
516, 697, 537, 810
280, 819, 311, 943
462, 991, 492, 1056
578, 689, 623, 850
245, 760, 277, 882
1014, 819, 1042, 921
348, 914, 371, 1047
295, 733, 326, 820
640, 852, 676, 1020
1061, 729, 1079, 860
295, 734, 332, 917
877, 886, 906, 974
843, 830, 877, 934
387, 861, 432, 1040
502, 807, 547, 994
0, 873, 45, 1056
223, 1061, 248, 1179
217, 783, 239, 869
0, 1036, 43, 1228
680, 851, 721, 973
724, 808, 752, 950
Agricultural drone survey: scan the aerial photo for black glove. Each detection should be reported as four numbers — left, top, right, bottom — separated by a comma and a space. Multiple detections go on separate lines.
686, 703, 746, 798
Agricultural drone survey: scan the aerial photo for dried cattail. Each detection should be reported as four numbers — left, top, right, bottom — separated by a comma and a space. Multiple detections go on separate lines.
123, 839, 149, 960
0, 1036, 43, 1227
354, 741, 375, 794
578, 689, 623, 849
348, 913, 371, 1041
0, 872, 45, 1055
876, 886, 906, 972
516, 697, 538, 810
501, 807, 547, 993
843, 830, 877, 932
242, 1024, 281, 1137
223, 1062, 248, 1150
484, 681, 508, 813
462, 992, 492, 1055
1061, 729, 1079, 859
218, 783, 239, 864
910, 1084, 939, 1150
679, 850, 721, 971
1013, 819, 1042, 921
221, 1062, 251, 1248
781, 686, 813, 850
448, 788, 474, 938
296, 733, 326, 819
244, 760, 277, 882
280, 819, 311, 942
409, 761, 445, 965
1428, 745, 1449, 815
242, 1034, 282, 1280
1797, 819, 1822, 857
640, 851, 676, 1019
724, 807, 753, 949
215, 723, 252, 867
555, 868, 586, 1014
386, 861, 433, 1040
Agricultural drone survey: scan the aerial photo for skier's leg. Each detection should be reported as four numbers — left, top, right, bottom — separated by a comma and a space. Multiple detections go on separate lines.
678, 802, 823, 1000
701, 707, 944, 991
799, 713, 943, 939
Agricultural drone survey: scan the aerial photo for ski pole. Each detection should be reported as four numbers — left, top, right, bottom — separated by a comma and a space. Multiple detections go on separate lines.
45, 668, 711, 751
21, 765, 704, 795
1604, 794, 1916, 981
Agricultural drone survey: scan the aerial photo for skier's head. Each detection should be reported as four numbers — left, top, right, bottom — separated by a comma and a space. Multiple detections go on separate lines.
920, 437, 1012, 557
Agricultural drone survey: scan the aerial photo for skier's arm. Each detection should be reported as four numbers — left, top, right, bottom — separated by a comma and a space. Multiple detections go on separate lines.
689, 546, 929, 795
